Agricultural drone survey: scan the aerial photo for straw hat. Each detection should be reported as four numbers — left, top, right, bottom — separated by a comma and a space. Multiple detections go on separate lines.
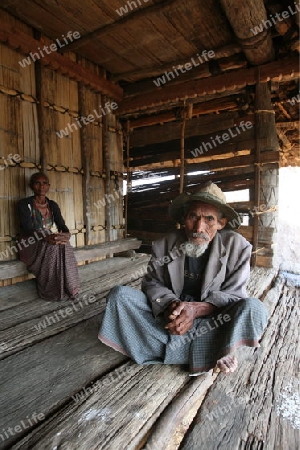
169, 182, 241, 229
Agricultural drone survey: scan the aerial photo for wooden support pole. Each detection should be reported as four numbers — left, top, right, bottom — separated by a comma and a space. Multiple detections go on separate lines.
35, 62, 47, 173
78, 83, 91, 246
102, 96, 112, 245
252, 81, 279, 267
179, 109, 187, 194
125, 120, 131, 237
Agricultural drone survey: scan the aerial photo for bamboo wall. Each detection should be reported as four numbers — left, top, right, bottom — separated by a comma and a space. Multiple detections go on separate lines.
0, 12, 124, 263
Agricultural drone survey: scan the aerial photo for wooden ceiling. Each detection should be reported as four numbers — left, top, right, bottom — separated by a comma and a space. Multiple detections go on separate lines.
1, 0, 299, 161
1, 0, 234, 80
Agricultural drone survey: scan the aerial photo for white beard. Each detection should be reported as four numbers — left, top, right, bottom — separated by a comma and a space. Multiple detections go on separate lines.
182, 241, 210, 258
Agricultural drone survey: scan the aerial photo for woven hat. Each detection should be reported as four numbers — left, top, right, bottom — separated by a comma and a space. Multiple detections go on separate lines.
169, 182, 241, 229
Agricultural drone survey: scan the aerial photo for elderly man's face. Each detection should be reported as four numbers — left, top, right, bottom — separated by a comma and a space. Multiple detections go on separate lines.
184, 202, 227, 245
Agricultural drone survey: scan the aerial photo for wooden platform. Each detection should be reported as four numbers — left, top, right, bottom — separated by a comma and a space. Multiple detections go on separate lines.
0, 238, 141, 285
0, 258, 299, 450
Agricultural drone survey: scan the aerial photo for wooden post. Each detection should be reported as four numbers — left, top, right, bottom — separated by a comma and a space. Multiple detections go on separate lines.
78, 83, 91, 245
179, 108, 187, 194
35, 62, 47, 172
125, 120, 131, 237
102, 95, 112, 245
252, 81, 279, 267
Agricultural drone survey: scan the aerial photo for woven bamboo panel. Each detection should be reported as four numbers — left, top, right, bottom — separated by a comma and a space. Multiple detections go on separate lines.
0, 16, 124, 261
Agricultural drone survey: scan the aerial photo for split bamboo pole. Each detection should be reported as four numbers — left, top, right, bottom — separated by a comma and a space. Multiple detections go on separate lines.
78, 83, 91, 245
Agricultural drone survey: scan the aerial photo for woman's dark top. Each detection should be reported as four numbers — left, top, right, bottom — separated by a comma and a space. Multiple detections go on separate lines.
18, 196, 69, 234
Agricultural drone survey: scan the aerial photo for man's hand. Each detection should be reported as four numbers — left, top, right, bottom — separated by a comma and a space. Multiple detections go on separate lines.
164, 300, 218, 335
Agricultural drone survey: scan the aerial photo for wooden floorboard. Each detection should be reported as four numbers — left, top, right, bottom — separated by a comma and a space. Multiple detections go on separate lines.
0, 260, 289, 450
180, 275, 300, 450
11, 365, 190, 450
0, 317, 127, 450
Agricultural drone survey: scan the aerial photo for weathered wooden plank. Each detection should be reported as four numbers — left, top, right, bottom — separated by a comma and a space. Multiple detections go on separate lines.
181, 277, 300, 450
144, 374, 218, 450
0, 255, 150, 358
12, 365, 190, 450
0, 256, 144, 310
0, 316, 128, 449
246, 266, 278, 299
0, 238, 142, 281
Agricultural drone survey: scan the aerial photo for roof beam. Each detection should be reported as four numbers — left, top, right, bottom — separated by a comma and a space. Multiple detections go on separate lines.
113, 43, 242, 82
117, 57, 300, 114
219, 0, 275, 65
128, 97, 241, 129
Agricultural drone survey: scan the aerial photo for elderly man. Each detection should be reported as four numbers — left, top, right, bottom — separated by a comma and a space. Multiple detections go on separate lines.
98, 182, 268, 375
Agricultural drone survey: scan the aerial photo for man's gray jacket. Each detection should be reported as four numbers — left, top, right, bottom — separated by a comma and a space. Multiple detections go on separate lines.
141, 229, 252, 317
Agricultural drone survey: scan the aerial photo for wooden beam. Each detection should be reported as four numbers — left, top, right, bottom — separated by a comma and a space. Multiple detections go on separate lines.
128, 97, 240, 129
0, 19, 122, 101
123, 55, 247, 98
117, 57, 299, 114
219, 0, 275, 65
130, 113, 254, 148
128, 126, 256, 164
113, 43, 242, 82
129, 152, 279, 174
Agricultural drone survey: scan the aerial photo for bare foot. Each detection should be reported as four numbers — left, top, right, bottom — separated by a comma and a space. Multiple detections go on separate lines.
215, 355, 238, 374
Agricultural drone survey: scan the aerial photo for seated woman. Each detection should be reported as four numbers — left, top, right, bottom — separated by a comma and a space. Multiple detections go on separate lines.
17, 172, 80, 301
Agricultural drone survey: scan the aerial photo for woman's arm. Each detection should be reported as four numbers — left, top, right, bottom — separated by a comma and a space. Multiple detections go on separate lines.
18, 198, 35, 233
49, 200, 70, 233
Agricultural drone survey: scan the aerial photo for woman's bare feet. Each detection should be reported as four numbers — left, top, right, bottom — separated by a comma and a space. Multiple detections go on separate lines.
215, 355, 238, 373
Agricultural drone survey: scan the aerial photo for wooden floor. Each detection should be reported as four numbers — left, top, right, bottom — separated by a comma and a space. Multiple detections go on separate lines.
0, 257, 299, 450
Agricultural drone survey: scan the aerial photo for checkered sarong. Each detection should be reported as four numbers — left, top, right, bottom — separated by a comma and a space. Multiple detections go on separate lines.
98, 286, 268, 374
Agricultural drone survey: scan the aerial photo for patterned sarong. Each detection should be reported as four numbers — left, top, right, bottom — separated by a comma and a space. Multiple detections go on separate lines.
18, 237, 79, 301
98, 285, 269, 374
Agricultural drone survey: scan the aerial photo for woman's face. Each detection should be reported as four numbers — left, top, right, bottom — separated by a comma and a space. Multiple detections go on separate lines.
31, 175, 50, 196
